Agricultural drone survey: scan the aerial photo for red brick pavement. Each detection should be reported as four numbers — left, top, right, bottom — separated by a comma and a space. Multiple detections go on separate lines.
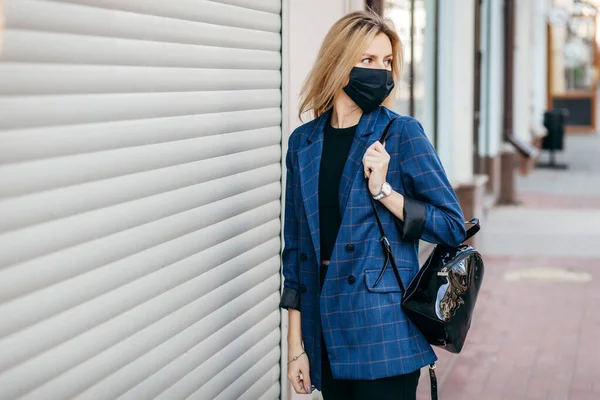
417, 255, 600, 400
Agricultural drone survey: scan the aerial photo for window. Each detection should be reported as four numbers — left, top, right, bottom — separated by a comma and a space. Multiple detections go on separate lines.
371, 0, 438, 144
547, 1, 599, 131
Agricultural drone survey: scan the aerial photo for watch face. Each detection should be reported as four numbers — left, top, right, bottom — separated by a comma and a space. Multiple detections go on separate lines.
382, 182, 392, 196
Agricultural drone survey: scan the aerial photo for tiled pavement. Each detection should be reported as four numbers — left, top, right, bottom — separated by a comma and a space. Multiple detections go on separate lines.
417, 133, 600, 400
416, 254, 600, 400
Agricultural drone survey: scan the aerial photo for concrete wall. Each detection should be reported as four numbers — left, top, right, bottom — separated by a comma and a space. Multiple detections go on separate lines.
437, 0, 475, 184
513, 0, 533, 142
489, 0, 506, 158
513, 0, 549, 141
287, 0, 364, 132
282, 3, 365, 399
531, 0, 549, 128
479, 0, 505, 159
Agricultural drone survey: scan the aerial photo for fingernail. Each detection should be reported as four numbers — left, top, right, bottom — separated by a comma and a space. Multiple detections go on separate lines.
305, 385, 312, 394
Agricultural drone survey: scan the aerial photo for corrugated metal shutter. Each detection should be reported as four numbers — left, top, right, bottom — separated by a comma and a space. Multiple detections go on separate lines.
0, 1, 283, 399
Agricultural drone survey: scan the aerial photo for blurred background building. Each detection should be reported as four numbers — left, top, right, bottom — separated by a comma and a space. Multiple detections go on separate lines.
0, 0, 599, 399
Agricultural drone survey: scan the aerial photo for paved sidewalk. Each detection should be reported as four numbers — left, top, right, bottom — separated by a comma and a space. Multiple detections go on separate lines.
418, 133, 600, 400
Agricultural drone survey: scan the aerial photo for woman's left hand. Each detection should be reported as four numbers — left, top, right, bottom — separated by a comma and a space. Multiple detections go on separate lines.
362, 141, 390, 196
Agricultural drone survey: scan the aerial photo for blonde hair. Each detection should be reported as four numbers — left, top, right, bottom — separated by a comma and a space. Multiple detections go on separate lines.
298, 10, 403, 121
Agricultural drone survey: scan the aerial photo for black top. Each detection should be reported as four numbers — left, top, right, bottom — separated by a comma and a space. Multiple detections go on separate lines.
318, 115, 357, 261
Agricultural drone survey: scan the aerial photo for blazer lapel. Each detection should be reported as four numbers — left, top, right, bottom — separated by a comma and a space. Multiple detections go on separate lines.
296, 107, 383, 263
337, 107, 382, 218
297, 110, 330, 264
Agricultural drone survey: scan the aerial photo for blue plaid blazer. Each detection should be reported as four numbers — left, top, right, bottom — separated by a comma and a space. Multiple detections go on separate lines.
279, 106, 466, 390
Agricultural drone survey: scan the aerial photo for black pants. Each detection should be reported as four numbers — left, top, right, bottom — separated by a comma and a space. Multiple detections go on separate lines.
319, 262, 421, 400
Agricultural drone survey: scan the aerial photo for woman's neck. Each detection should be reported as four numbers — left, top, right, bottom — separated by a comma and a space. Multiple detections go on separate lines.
331, 92, 362, 128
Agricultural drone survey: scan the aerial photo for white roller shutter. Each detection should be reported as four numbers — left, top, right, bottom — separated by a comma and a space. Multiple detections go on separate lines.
0, 1, 283, 399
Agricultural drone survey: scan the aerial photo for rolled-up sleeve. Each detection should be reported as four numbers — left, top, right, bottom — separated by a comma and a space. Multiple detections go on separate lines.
279, 136, 302, 311
393, 119, 466, 247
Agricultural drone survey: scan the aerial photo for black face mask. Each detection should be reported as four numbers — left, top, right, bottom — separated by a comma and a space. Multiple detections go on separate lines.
343, 67, 395, 113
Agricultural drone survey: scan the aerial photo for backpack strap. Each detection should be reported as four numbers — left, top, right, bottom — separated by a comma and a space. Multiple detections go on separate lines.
368, 117, 439, 400
464, 218, 480, 242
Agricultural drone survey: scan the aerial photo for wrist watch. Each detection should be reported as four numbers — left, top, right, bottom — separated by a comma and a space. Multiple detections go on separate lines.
372, 182, 393, 200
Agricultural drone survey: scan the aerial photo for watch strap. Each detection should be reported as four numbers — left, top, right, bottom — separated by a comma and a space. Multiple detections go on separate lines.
373, 192, 386, 200
372, 182, 391, 200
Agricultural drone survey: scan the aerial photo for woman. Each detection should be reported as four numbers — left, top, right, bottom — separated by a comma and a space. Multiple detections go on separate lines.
279, 11, 466, 399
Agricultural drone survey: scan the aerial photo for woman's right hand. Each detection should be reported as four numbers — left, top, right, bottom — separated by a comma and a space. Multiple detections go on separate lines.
287, 345, 313, 395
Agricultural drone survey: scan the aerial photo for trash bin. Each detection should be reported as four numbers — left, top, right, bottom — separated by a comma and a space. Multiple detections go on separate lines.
537, 109, 568, 169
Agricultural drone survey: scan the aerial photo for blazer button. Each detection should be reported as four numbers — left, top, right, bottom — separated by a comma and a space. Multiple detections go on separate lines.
347, 275, 356, 285
345, 244, 355, 253
299, 284, 307, 293
300, 253, 308, 261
